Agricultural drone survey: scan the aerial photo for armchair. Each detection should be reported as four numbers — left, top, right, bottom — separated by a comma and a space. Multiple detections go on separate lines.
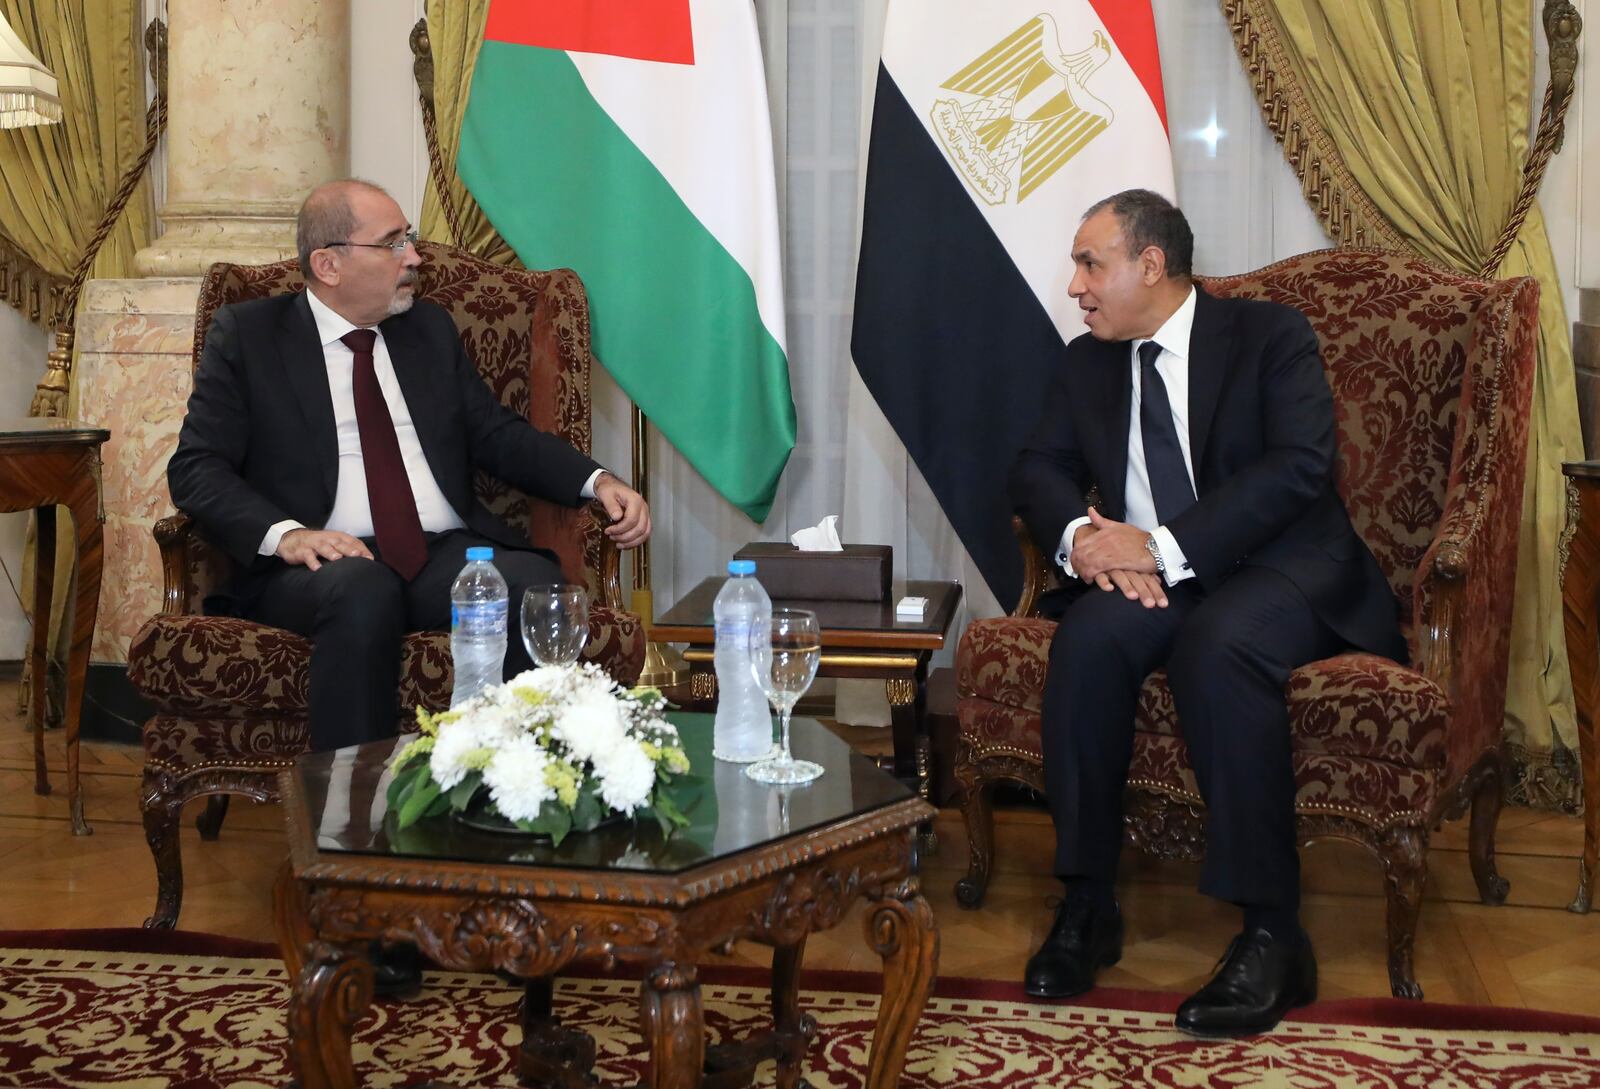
129, 242, 646, 929
953, 249, 1540, 999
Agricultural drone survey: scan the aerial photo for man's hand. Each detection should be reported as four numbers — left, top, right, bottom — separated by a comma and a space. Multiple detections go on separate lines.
594, 472, 651, 549
1092, 568, 1168, 608
1071, 507, 1158, 581
276, 528, 373, 571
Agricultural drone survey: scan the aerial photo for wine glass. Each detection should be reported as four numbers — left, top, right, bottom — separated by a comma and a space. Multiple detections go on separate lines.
521, 584, 589, 667
745, 608, 823, 785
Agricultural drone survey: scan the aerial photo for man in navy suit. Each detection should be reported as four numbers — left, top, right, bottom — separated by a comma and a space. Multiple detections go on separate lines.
169, 180, 651, 754
1011, 190, 1404, 1036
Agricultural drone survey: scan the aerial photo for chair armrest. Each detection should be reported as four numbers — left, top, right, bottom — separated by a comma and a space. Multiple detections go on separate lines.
153, 512, 198, 617
583, 500, 627, 613
1011, 516, 1050, 619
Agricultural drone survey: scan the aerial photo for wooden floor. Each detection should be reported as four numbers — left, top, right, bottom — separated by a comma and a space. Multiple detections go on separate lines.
3, 699, 1597, 1016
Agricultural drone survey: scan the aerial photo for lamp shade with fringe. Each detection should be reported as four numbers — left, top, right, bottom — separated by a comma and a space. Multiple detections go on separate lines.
0, 15, 59, 128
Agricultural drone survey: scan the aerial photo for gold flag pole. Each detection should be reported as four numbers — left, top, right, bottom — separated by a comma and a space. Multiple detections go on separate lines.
631, 403, 690, 688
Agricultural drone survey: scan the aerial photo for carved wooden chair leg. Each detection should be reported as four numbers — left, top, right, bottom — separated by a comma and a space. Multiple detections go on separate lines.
769, 938, 817, 1089
1378, 825, 1428, 1000
140, 774, 186, 930
195, 794, 230, 841
954, 762, 997, 909
1468, 755, 1510, 906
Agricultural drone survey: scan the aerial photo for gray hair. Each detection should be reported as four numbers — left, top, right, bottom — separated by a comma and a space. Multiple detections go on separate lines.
295, 179, 387, 280
1082, 189, 1194, 279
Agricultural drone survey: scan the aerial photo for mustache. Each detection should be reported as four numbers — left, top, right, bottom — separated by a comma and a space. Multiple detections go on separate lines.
397, 271, 418, 287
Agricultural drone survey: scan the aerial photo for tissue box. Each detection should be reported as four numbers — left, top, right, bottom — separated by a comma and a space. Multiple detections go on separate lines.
732, 543, 891, 602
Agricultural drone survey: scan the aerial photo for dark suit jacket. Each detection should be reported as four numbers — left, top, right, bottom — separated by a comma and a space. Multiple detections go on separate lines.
168, 291, 601, 607
1010, 287, 1405, 662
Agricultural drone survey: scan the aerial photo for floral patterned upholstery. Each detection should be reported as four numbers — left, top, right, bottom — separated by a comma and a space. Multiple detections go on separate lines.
952, 249, 1541, 998
131, 244, 646, 928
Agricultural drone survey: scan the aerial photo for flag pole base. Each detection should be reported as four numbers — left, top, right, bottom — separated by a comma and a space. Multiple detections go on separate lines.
630, 586, 691, 690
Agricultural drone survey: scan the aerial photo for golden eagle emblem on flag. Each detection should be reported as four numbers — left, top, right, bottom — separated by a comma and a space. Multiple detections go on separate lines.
930, 14, 1115, 205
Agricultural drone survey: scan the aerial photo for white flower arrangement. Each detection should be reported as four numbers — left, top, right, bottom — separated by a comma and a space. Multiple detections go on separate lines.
385, 664, 696, 844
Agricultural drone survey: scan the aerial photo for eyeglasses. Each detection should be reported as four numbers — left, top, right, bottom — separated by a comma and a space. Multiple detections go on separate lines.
326, 228, 419, 255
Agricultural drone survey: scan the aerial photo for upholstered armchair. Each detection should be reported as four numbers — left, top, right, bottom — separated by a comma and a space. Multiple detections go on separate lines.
130, 243, 646, 929
953, 249, 1539, 999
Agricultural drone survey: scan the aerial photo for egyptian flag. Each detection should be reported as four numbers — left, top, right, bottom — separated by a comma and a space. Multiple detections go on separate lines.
457, 0, 796, 523
852, 1, 1174, 607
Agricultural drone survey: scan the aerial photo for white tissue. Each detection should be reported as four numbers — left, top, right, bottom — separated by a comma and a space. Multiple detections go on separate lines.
790, 514, 843, 551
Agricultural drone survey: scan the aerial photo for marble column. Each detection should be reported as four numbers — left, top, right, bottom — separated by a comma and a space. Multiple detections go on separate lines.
135, 0, 351, 275
77, 1, 350, 664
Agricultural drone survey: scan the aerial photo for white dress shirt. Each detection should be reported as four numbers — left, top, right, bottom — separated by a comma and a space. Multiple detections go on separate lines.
1058, 286, 1198, 586
258, 290, 605, 555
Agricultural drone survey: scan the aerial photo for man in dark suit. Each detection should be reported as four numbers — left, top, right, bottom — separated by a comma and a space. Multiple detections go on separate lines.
1010, 190, 1404, 1037
169, 179, 651, 754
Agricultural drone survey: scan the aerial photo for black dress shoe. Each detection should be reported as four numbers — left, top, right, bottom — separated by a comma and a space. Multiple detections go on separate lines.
1023, 895, 1123, 999
369, 941, 423, 999
1175, 926, 1316, 1038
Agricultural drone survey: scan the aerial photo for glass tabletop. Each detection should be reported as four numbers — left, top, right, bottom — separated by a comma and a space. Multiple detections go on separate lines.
294, 713, 914, 874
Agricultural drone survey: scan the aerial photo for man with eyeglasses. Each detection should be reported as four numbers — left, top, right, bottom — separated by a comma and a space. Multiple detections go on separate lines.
169, 178, 651, 756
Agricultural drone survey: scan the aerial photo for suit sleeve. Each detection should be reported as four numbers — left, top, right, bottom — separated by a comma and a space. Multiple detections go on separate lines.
167, 306, 298, 567
1165, 311, 1335, 580
447, 322, 602, 504
1009, 357, 1093, 568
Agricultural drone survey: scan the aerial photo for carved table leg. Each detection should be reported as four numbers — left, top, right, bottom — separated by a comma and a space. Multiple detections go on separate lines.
640, 962, 704, 1089
63, 457, 103, 837
887, 672, 937, 855
273, 862, 316, 982
519, 976, 598, 1089
771, 938, 817, 1089
29, 505, 53, 800
864, 879, 937, 1089
286, 941, 373, 1089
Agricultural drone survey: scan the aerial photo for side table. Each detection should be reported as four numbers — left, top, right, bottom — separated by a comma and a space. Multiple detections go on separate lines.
653, 578, 963, 811
1560, 462, 1600, 913
274, 715, 938, 1089
0, 419, 109, 837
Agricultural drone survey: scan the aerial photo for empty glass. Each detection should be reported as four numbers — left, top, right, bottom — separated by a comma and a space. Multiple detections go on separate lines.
746, 608, 823, 785
521, 584, 589, 667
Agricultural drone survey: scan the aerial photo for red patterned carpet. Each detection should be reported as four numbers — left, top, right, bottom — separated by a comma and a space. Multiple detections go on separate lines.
2, 929, 1598, 1088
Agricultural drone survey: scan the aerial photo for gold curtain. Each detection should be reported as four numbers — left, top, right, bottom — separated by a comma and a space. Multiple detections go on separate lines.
0, 0, 154, 320
417, 0, 515, 263
1225, 0, 1582, 806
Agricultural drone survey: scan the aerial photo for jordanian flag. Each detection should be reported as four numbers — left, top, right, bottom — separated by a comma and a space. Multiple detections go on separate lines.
852, 1, 1174, 606
458, 0, 795, 522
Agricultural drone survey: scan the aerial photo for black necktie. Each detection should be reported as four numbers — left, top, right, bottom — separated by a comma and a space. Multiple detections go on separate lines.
1138, 340, 1196, 525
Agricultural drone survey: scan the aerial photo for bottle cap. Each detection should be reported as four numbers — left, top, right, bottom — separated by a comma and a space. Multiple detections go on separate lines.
727, 559, 756, 576
466, 546, 494, 562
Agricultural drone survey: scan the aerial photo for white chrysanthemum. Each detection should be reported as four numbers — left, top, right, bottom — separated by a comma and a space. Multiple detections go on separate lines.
594, 739, 655, 814
429, 719, 496, 791
551, 692, 628, 764
483, 734, 554, 823
507, 665, 573, 695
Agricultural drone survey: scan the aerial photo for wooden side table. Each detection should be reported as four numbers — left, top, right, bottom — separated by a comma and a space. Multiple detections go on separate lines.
0, 419, 109, 837
1560, 461, 1600, 913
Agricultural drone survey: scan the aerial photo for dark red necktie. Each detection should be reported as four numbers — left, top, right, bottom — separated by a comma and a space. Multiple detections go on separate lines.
341, 329, 427, 580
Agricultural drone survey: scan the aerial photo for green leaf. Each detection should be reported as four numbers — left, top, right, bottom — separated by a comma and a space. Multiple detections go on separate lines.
652, 788, 690, 830
572, 789, 603, 832
447, 773, 483, 811
386, 765, 421, 813
515, 801, 573, 846
398, 777, 441, 828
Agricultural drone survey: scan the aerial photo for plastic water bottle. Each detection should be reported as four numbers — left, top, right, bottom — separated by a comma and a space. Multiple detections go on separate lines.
713, 559, 774, 762
450, 546, 508, 708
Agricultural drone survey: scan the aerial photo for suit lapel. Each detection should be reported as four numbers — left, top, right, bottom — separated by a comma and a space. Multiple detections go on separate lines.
381, 314, 449, 481
1186, 287, 1230, 484
1098, 337, 1132, 518
279, 293, 339, 502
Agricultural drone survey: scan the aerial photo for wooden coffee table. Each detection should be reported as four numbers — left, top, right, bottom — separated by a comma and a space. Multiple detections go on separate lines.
654, 578, 962, 813
274, 713, 938, 1089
